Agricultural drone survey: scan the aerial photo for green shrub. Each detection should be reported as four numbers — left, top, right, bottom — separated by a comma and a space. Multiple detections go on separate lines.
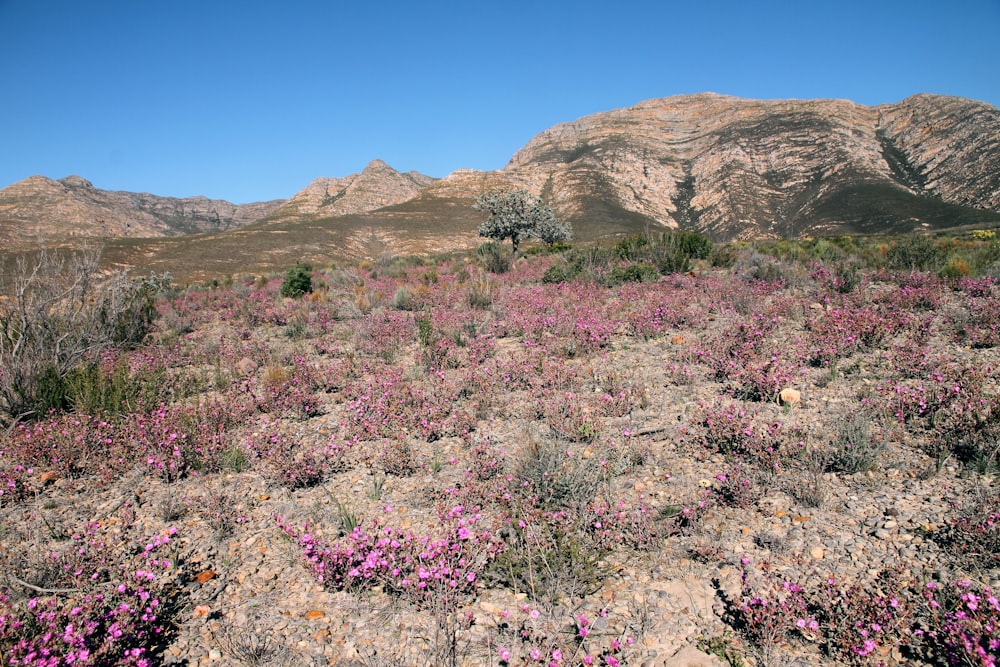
541, 263, 578, 284
485, 523, 606, 607
886, 235, 945, 272
280, 262, 313, 298
614, 235, 649, 260
417, 315, 433, 347
826, 412, 884, 474
650, 244, 691, 275
673, 229, 713, 259
606, 262, 661, 286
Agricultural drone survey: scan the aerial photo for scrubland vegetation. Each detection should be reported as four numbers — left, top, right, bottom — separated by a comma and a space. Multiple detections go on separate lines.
2, 229, 1000, 666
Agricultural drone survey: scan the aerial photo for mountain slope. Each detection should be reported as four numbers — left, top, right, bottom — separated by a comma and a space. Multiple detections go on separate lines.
0, 175, 284, 251
505, 93, 1000, 240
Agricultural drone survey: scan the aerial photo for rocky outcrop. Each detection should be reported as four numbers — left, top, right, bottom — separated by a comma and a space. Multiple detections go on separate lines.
0, 175, 284, 250
876, 94, 1000, 210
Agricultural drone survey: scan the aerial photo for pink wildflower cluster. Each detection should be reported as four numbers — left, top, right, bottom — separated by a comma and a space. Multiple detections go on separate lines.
918, 580, 1000, 667
277, 504, 501, 609
494, 605, 634, 667
0, 525, 178, 666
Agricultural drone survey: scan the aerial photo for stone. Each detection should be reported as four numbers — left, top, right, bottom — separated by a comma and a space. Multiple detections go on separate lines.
39, 470, 60, 485
195, 570, 216, 584
778, 387, 801, 407
305, 610, 326, 621
661, 645, 725, 667
236, 357, 259, 376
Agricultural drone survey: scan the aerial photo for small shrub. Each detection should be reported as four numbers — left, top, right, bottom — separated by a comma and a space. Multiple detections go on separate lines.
810, 570, 915, 665
541, 263, 576, 284
417, 314, 433, 347
712, 464, 761, 508
710, 243, 743, 268
487, 517, 607, 608
932, 487, 1000, 571
720, 563, 815, 667
466, 274, 494, 309
0, 524, 180, 665
826, 412, 884, 474
392, 285, 414, 310
280, 262, 313, 298
886, 235, 946, 273
606, 262, 660, 286
477, 242, 511, 274
735, 252, 789, 284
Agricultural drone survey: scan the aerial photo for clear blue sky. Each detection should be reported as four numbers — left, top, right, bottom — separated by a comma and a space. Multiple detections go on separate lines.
1, 0, 997, 203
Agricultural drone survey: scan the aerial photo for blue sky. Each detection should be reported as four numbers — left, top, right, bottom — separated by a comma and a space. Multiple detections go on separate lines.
1, 0, 997, 203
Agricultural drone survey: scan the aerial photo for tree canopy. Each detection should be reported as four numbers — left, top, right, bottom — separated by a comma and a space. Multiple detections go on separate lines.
473, 189, 571, 254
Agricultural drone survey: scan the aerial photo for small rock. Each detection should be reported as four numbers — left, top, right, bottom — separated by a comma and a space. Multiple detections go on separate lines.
195, 570, 216, 584
236, 357, 258, 375
305, 610, 325, 620
778, 387, 801, 407
662, 645, 725, 667
39, 470, 60, 485
810, 546, 825, 559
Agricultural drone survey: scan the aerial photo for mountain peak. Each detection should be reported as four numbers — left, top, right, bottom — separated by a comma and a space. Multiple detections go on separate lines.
364, 159, 394, 172
58, 175, 95, 189
267, 161, 436, 222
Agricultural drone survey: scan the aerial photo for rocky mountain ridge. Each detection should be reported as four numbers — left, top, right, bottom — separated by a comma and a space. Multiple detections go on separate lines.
0, 175, 285, 251
501, 92, 1000, 239
2, 93, 998, 264
265, 159, 437, 223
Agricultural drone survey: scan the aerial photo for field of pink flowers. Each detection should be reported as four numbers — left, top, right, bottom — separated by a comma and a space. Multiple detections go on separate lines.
2, 235, 1000, 666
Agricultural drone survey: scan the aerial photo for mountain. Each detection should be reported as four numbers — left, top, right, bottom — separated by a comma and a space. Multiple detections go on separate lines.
0, 175, 286, 251
503, 93, 1000, 239
264, 159, 437, 222
2, 93, 999, 280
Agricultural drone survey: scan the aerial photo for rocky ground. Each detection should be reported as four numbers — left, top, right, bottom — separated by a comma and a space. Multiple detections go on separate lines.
3, 248, 999, 666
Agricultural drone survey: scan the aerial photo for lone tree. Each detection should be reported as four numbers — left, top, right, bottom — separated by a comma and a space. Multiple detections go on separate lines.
473, 188, 570, 254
